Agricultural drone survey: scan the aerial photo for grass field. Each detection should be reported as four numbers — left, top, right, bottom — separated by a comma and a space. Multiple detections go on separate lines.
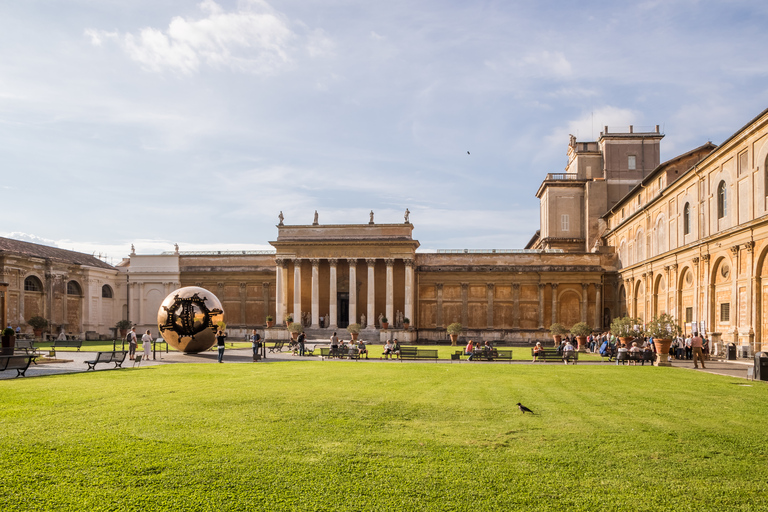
2, 363, 767, 511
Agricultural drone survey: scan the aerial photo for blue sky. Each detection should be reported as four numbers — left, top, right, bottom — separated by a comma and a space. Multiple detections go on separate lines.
2, 0, 767, 262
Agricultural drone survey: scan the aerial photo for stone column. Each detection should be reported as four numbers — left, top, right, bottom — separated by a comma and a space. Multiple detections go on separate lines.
239, 282, 247, 327
702, 254, 711, 332
551, 283, 558, 326
512, 284, 520, 328
746, 242, 757, 351
385, 259, 394, 325
692, 257, 700, 330
328, 259, 338, 329
663, 266, 670, 316
625, 278, 633, 317
293, 260, 302, 322
136, 282, 142, 326
729, 246, 739, 341
647, 271, 654, 319
0, 282, 8, 331
671, 264, 679, 319
460, 282, 468, 327
275, 258, 284, 324
581, 283, 588, 323
436, 283, 444, 328
262, 282, 271, 323
311, 259, 320, 328
538, 283, 545, 329
594, 283, 602, 329
348, 259, 357, 326
486, 283, 494, 329
404, 259, 414, 326
366, 258, 376, 329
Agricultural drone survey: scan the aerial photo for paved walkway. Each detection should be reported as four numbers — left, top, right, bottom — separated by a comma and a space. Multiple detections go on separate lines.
1, 345, 765, 382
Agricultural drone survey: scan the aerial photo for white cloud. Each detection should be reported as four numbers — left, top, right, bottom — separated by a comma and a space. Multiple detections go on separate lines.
2, 232, 59, 247
86, 0, 319, 75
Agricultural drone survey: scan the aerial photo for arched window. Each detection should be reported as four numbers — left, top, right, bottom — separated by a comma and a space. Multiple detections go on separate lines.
67, 281, 82, 296
683, 203, 691, 235
101, 285, 113, 298
717, 181, 727, 219
24, 276, 43, 292
635, 229, 645, 262
655, 215, 666, 255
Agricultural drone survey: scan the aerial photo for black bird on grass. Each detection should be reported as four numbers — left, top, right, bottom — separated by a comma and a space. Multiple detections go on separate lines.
516, 402, 534, 414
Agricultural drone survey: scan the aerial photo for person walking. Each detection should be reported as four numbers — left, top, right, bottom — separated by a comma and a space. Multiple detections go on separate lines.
691, 331, 706, 369
330, 331, 339, 358
127, 327, 138, 360
251, 329, 261, 361
297, 332, 306, 356
141, 329, 152, 360
215, 329, 227, 363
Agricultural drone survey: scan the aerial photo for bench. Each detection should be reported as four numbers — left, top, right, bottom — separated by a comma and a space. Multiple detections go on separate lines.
398, 347, 438, 361
468, 348, 513, 363
319, 346, 359, 359
0, 355, 36, 377
84, 351, 128, 371
50, 339, 83, 351
268, 341, 285, 353
14, 340, 40, 357
532, 348, 579, 363
616, 350, 655, 365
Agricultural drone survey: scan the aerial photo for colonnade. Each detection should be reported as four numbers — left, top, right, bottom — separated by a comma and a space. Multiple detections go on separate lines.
275, 257, 414, 329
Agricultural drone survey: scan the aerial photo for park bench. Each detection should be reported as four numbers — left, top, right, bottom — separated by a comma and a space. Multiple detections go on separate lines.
320, 346, 359, 359
50, 339, 83, 351
268, 341, 285, 353
532, 348, 578, 363
84, 351, 128, 371
14, 340, 40, 357
0, 355, 36, 377
616, 350, 655, 366
468, 348, 513, 363
398, 347, 438, 361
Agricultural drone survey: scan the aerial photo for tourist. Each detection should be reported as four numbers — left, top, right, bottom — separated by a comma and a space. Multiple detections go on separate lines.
562, 340, 576, 364
464, 339, 474, 356
691, 331, 706, 369
382, 340, 393, 359
215, 329, 227, 363
533, 341, 544, 362
641, 344, 654, 365
330, 331, 339, 358
684, 336, 693, 360
358, 339, 368, 359
127, 327, 137, 360
628, 341, 642, 366
251, 329, 261, 361
392, 339, 401, 359
297, 331, 306, 356
141, 329, 153, 360
616, 343, 629, 365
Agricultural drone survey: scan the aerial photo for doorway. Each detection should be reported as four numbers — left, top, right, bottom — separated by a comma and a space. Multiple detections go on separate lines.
337, 293, 349, 328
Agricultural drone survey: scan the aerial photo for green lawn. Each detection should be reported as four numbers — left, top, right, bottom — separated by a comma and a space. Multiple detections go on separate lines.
2, 363, 766, 511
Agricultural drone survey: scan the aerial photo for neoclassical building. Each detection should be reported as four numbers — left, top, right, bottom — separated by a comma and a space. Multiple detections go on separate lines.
3, 107, 767, 350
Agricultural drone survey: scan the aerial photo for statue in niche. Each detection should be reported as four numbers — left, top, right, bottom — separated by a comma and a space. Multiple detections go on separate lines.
313, 210, 319, 225
360, 313, 366, 328
378, 313, 384, 327
404, 208, 410, 223
278, 211, 284, 226
369, 211, 374, 224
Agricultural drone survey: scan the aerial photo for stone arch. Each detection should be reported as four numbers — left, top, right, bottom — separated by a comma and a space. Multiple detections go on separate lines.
635, 229, 645, 263
65, 280, 83, 333
710, 254, 733, 336
654, 213, 666, 256
633, 278, 645, 322
24, 275, 43, 292
23, 274, 45, 318
557, 289, 581, 327
618, 283, 627, 317
755, 244, 768, 350
653, 272, 667, 316
101, 284, 113, 299
66, 280, 82, 296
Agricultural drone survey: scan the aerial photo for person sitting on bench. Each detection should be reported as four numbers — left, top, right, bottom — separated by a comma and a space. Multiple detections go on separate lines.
382, 340, 394, 359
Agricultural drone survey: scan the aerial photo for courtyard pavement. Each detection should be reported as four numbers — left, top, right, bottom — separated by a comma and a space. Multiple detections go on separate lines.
1, 342, 765, 383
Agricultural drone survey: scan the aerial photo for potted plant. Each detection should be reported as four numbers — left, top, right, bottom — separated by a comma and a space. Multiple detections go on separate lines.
447, 322, 462, 346
381, 316, 389, 330
287, 322, 303, 340
610, 316, 642, 347
1, 327, 15, 355
403, 317, 410, 330
266, 315, 275, 328
570, 322, 592, 352
644, 314, 682, 367
115, 319, 132, 339
284, 314, 294, 326
549, 323, 568, 346
347, 323, 361, 341
27, 315, 49, 338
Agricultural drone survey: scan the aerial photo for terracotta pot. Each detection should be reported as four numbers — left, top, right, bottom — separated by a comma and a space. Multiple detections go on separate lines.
351, 333, 359, 341
449, 334, 458, 346
33, 328, 43, 338
290, 332, 299, 341
119, 329, 128, 339
381, 322, 389, 330
403, 322, 410, 330
576, 335, 587, 352
266, 321, 275, 328
553, 335, 562, 346
653, 338, 673, 366
619, 337, 634, 347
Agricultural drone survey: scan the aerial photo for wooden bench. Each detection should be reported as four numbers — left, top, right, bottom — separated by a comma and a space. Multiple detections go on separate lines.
616, 350, 655, 365
14, 340, 40, 357
51, 339, 83, 351
319, 346, 359, 359
0, 355, 36, 377
268, 341, 285, 353
84, 351, 128, 371
398, 347, 438, 361
532, 348, 579, 363
468, 348, 513, 363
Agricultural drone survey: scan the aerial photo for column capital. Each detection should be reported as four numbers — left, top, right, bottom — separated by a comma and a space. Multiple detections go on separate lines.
551, 283, 558, 290
581, 283, 589, 291
702, 253, 711, 262
745, 241, 755, 253
403, 258, 414, 268
310, 258, 320, 267
663, 265, 670, 272
538, 283, 545, 290
384, 258, 395, 266
435, 283, 443, 291
275, 257, 285, 267
671, 263, 678, 271
460, 282, 469, 290
239, 282, 247, 290
512, 283, 520, 290
366, 258, 377, 266
729, 245, 740, 256
346, 258, 357, 265
262, 282, 270, 290
486, 283, 495, 291
692, 257, 700, 265
328, 258, 338, 266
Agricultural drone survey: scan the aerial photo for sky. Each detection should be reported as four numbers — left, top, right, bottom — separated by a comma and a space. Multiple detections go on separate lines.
2, 0, 767, 263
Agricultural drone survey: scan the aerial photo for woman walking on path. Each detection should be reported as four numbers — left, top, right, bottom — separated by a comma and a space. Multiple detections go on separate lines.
215, 329, 227, 363
141, 330, 152, 359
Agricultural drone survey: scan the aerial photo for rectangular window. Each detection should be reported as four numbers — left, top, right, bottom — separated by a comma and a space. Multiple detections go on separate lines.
685, 307, 693, 323
658, 177, 662, 190
621, 208, 625, 219
628, 155, 637, 170
720, 303, 730, 322
738, 150, 748, 176
561, 214, 570, 232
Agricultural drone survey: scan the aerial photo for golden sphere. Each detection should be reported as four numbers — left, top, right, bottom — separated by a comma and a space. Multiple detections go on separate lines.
157, 286, 224, 353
